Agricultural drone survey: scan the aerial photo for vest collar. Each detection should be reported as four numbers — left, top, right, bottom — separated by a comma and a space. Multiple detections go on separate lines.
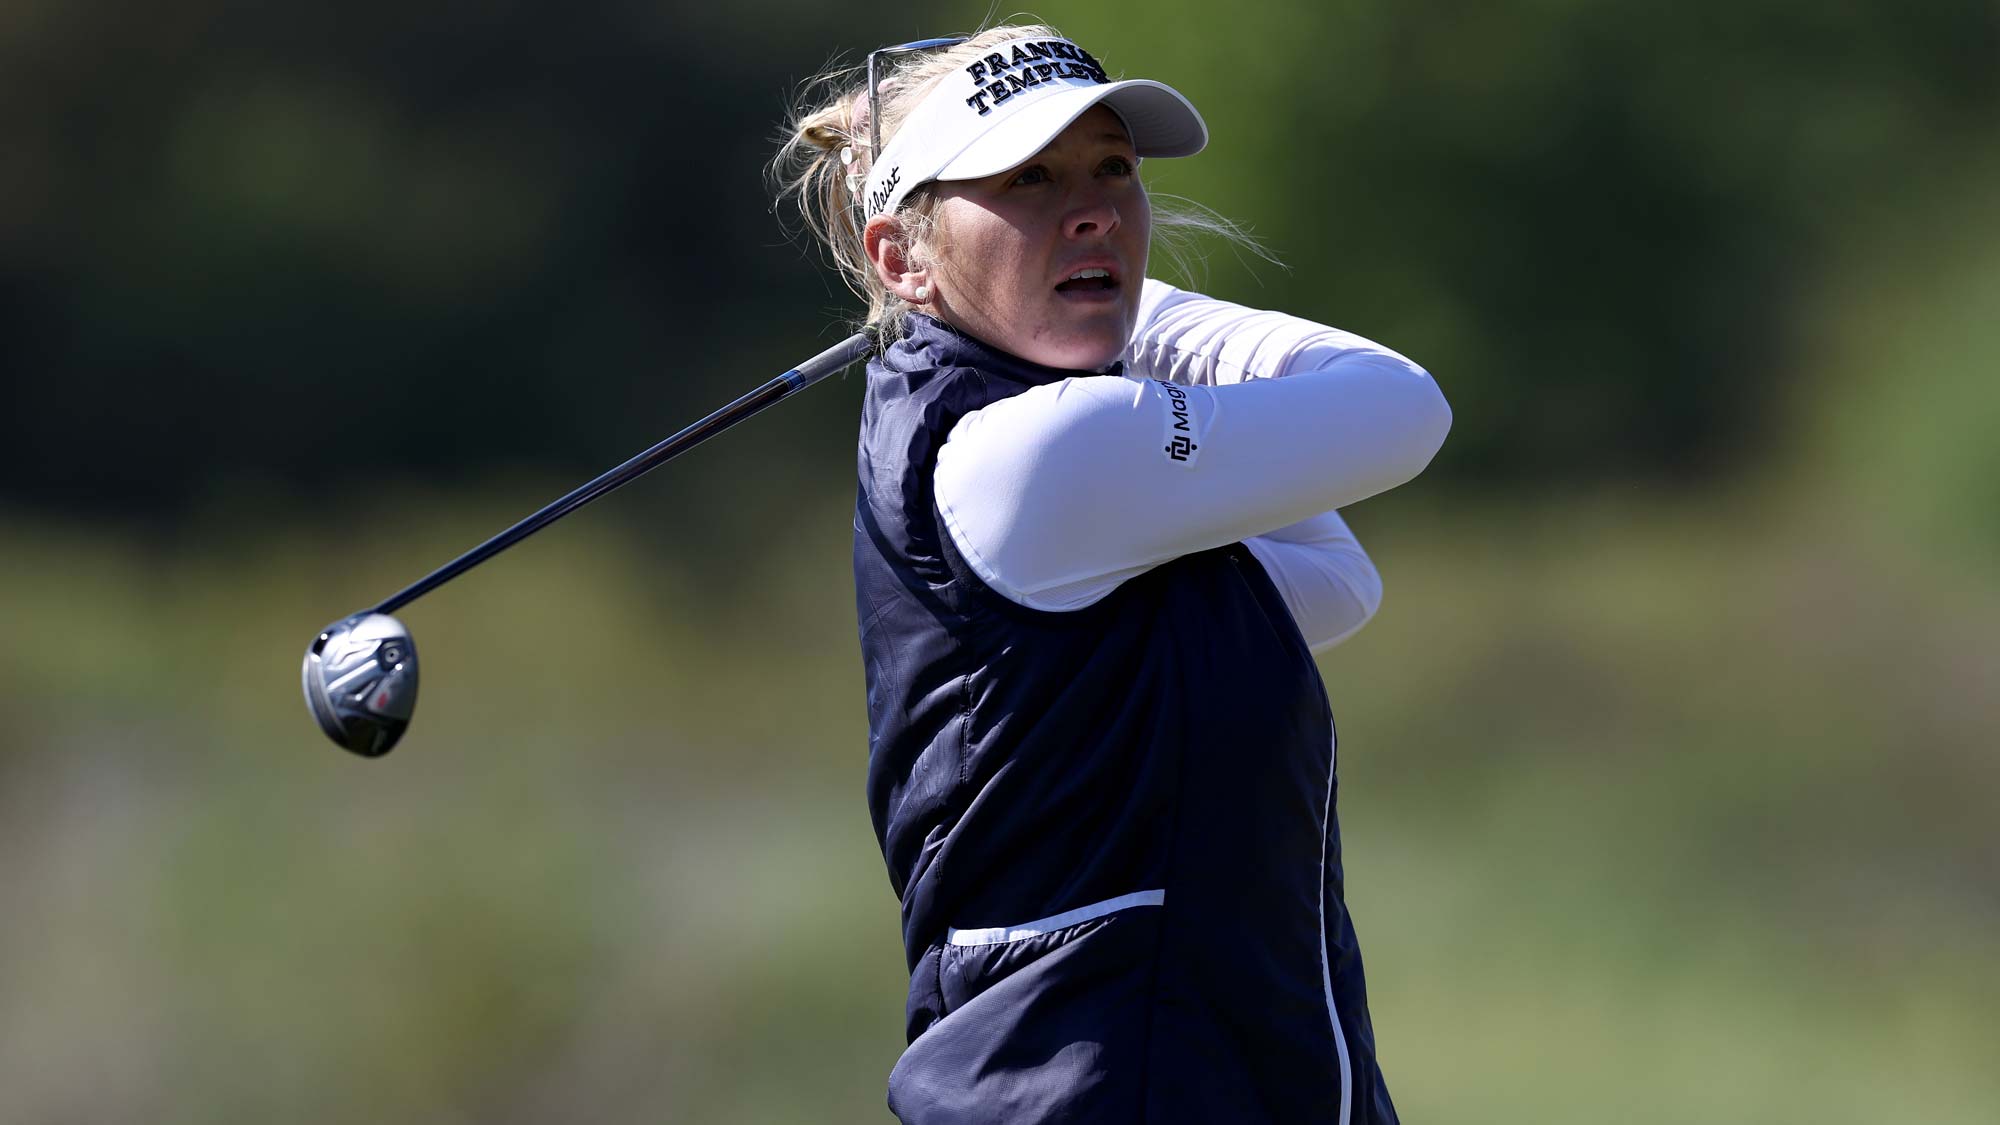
884, 313, 1125, 385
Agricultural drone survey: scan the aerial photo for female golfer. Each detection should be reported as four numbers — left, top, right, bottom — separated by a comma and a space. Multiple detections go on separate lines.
774, 24, 1449, 1124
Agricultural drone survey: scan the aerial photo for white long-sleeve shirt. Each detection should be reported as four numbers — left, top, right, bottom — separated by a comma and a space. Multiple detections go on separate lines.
932, 279, 1450, 650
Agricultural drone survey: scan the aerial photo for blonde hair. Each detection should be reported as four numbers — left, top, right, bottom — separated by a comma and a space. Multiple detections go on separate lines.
768, 23, 1273, 340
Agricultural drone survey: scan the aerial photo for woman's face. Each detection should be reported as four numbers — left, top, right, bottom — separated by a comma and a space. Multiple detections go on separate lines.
921, 105, 1151, 371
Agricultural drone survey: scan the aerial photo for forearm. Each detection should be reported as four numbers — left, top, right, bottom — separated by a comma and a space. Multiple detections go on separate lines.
934, 350, 1445, 611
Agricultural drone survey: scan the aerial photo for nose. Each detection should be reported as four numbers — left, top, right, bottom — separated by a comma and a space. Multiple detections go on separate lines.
1063, 188, 1120, 241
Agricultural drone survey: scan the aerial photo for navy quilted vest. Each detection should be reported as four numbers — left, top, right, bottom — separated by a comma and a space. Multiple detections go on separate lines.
854, 315, 1396, 1124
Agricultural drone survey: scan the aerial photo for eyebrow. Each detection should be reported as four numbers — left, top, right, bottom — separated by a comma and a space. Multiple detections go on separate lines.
1018, 130, 1135, 172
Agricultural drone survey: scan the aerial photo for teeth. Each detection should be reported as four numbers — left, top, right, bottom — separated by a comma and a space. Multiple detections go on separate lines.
1068, 268, 1111, 281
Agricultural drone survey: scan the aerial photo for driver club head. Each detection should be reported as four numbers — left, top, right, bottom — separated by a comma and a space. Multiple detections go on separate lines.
302, 612, 418, 758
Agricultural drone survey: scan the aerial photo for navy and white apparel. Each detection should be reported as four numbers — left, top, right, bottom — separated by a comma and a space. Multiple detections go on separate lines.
854, 279, 1450, 1124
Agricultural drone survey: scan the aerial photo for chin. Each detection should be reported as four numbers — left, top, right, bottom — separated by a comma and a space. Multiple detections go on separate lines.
946, 301, 1134, 372
1022, 340, 1122, 372
1034, 313, 1135, 371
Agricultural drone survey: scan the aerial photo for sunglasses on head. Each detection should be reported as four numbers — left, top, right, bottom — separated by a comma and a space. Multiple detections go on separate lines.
865, 36, 968, 162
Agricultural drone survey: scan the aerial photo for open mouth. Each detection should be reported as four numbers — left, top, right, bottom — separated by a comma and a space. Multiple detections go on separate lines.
1054, 267, 1119, 294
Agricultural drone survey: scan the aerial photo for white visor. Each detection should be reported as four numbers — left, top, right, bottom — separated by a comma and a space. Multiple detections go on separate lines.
861, 36, 1207, 218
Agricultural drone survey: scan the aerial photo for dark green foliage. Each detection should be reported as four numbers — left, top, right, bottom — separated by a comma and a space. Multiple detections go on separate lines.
5, 0, 1994, 522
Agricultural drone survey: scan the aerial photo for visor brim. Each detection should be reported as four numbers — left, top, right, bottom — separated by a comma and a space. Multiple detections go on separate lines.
931, 79, 1208, 184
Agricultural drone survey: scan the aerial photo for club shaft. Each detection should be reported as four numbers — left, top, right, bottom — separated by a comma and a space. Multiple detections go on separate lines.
373, 331, 873, 616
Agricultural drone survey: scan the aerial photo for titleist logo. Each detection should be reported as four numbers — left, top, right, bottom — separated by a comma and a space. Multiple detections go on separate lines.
868, 167, 901, 215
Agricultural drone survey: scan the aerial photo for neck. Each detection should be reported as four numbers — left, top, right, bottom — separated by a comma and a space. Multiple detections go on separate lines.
899, 313, 1124, 380
892, 312, 1128, 382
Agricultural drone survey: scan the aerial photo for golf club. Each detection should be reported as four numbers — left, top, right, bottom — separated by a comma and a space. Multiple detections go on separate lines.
302, 330, 875, 758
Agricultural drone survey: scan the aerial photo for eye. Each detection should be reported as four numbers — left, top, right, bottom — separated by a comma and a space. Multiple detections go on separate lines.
1010, 164, 1051, 186
1100, 155, 1137, 176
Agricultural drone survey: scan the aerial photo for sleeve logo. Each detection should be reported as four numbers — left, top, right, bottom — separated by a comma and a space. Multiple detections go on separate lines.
1153, 380, 1203, 467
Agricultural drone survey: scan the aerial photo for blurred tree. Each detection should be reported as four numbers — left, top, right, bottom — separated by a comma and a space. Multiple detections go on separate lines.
1076, 0, 1998, 482
3, 0, 1995, 528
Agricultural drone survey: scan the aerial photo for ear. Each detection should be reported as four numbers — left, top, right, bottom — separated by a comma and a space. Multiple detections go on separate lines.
864, 214, 931, 304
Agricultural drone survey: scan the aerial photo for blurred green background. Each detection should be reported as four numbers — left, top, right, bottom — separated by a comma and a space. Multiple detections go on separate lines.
4, 1, 1997, 1121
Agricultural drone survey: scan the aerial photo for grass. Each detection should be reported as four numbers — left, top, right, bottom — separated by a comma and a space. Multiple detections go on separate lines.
1, 478, 1995, 1122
